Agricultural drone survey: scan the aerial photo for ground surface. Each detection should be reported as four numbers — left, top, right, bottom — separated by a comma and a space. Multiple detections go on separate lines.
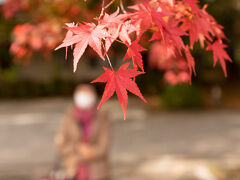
0, 98, 240, 180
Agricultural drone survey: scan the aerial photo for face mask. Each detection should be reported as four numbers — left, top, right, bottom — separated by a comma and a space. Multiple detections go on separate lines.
74, 92, 96, 109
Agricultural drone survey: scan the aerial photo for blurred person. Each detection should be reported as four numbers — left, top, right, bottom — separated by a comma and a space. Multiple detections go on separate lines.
55, 84, 111, 180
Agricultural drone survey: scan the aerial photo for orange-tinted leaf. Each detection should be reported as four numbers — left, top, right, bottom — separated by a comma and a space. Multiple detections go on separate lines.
184, 45, 196, 83
207, 41, 232, 77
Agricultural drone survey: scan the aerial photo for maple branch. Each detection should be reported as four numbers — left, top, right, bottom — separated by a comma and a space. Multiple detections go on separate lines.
120, 0, 127, 13
99, 0, 116, 19
106, 54, 114, 71
105, 0, 115, 9
99, 0, 105, 19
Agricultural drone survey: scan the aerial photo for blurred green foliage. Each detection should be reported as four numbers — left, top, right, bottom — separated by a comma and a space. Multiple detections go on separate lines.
0, 66, 18, 83
161, 85, 203, 109
0, 79, 75, 98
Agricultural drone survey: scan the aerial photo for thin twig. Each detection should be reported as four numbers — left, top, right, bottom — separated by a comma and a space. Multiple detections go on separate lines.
120, 0, 127, 13
105, 0, 115, 9
99, 0, 105, 19
99, 0, 116, 19
106, 54, 114, 71
100, 39, 114, 71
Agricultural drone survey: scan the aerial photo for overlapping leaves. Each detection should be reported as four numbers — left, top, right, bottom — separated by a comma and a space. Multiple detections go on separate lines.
55, 0, 232, 119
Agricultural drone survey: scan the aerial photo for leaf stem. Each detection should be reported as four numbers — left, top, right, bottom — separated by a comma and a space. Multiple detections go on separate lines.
106, 54, 114, 71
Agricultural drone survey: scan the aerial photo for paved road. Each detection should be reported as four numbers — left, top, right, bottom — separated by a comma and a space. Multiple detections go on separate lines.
0, 98, 240, 180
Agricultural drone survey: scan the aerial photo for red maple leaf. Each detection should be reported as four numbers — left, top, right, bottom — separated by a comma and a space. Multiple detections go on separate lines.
185, 0, 201, 15
123, 41, 146, 71
207, 41, 232, 77
55, 22, 109, 72
184, 45, 196, 83
62, 23, 76, 59
91, 63, 146, 119
182, 15, 213, 49
181, 4, 215, 48
98, 8, 130, 51
151, 6, 172, 31
150, 21, 187, 54
128, 3, 152, 39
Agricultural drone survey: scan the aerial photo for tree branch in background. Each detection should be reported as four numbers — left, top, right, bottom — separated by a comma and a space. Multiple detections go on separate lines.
120, 0, 126, 13
99, 0, 116, 19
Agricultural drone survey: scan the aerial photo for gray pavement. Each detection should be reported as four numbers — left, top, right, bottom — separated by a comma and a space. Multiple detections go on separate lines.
0, 98, 240, 180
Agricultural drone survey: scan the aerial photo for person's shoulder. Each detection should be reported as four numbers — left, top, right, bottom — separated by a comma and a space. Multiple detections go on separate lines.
62, 104, 75, 122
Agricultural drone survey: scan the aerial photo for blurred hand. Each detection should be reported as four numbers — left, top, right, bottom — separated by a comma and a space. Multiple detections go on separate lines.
78, 143, 93, 159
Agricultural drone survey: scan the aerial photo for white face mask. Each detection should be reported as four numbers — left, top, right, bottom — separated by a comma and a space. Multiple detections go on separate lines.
74, 91, 96, 109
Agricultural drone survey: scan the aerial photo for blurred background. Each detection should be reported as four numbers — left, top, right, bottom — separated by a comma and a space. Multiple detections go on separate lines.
0, 0, 240, 179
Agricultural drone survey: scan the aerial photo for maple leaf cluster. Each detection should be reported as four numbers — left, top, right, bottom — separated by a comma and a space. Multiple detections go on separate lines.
55, 0, 232, 119
149, 41, 191, 85
2, 0, 23, 19
1, 0, 96, 63
2, 0, 232, 119
10, 22, 63, 64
